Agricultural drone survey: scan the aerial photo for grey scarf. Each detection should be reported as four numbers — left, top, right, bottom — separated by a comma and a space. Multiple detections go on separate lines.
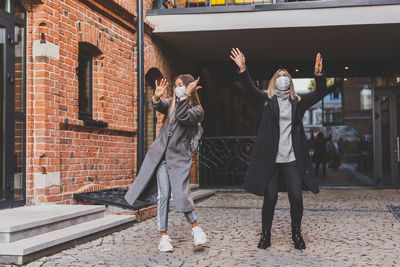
275, 88, 290, 99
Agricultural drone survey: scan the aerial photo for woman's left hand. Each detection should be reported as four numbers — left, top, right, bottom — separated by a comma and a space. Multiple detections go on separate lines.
314, 53, 323, 76
184, 77, 202, 97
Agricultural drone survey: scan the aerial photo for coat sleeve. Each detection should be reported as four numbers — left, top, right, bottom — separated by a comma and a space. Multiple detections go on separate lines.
174, 98, 203, 126
151, 96, 171, 115
238, 69, 268, 106
299, 75, 335, 112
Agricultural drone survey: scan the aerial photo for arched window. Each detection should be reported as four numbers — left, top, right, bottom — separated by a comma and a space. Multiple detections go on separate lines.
144, 68, 163, 154
0, 0, 26, 208
77, 42, 102, 120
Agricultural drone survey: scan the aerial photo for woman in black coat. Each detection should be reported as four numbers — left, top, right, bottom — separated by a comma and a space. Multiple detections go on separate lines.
230, 48, 334, 250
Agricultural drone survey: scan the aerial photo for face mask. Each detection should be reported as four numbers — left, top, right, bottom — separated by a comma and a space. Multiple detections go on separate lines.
175, 86, 186, 98
276, 76, 291, 91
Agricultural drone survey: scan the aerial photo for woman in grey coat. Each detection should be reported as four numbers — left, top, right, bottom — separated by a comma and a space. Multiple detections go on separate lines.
124, 74, 207, 252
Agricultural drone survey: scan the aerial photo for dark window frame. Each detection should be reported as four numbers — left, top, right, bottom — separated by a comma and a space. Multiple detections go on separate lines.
77, 49, 93, 120
76, 42, 108, 128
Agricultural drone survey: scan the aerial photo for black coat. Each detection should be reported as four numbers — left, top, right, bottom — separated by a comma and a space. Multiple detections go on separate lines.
239, 70, 334, 196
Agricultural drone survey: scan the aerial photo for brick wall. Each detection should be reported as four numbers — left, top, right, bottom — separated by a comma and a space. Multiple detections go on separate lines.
23, 0, 196, 204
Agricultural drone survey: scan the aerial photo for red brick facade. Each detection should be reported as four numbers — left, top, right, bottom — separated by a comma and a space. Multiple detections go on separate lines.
21, 0, 195, 205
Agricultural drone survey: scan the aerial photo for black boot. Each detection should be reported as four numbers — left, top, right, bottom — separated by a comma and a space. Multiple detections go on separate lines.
257, 229, 271, 249
292, 226, 306, 250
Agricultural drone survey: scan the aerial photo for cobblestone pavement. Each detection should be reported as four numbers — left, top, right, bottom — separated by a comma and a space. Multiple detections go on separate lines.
25, 189, 400, 267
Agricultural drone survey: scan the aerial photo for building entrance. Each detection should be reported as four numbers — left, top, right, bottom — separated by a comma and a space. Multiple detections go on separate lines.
374, 87, 400, 187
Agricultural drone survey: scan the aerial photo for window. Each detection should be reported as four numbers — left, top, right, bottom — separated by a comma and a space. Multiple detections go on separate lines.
14, 23, 25, 201
76, 42, 107, 127
0, 0, 10, 12
360, 85, 372, 110
77, 49, 93, 120
144, 68, 163, 153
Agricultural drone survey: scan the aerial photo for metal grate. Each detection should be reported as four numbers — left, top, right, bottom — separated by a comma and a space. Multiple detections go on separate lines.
73, 188, 154, 211
198, 136, 256, 189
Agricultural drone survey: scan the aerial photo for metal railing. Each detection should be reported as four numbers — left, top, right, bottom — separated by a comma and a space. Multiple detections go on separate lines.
158, 0, 348, 9
152, 0, 400, 11
198, 136, 256, 189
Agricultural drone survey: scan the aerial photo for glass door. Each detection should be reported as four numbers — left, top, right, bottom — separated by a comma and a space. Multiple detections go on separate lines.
373, 88, 400, 187
0, 1, 26, 208
0, 15, 12, 208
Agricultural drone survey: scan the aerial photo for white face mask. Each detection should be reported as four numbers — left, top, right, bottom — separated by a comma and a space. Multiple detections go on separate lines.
276, 76, 291, 91
175, 86, 186, 98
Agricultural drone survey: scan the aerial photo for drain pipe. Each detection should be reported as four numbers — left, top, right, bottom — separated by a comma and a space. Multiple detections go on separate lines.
136, 0, 145, 171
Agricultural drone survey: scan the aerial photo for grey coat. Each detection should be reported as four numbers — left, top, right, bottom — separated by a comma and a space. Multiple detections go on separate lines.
124, 97, 203, 212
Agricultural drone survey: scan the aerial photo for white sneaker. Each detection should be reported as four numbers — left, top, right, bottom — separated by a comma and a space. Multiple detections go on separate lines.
192, 226, 207, 246
158, 235, 173, 252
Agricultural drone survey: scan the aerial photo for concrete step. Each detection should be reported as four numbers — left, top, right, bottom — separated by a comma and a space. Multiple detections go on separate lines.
192, 189, 216, 202
0, 205, 105, 243
190, 184, 199, 191
0, 214, 135, 265
171, 189, 216, 207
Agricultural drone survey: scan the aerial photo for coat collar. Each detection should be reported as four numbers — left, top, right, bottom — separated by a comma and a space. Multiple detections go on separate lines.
167, 110, 179, 133
270, 95, 279, 122
289, 96, 298, 123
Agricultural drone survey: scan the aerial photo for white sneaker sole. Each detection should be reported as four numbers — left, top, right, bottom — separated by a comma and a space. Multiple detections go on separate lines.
159, 246, 174, 252
194, 238, 207, 246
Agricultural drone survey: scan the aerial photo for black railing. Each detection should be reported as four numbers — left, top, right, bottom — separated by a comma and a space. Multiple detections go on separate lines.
198, 136, 256, 189
160, 0, 319, 8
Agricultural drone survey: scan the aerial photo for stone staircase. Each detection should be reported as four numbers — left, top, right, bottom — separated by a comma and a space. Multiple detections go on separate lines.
0, 205, 135, 265
190, 184, 216, 202
170, 184, 216, 207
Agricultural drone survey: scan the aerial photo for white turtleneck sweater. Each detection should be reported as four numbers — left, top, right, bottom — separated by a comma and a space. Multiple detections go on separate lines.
275, 90, 296, 163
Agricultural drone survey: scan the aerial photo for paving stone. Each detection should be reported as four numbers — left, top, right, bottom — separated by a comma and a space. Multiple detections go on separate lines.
22, 189, 400, 267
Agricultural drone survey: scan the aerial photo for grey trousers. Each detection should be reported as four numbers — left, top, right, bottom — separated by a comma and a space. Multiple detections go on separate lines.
156, 160, 197, 232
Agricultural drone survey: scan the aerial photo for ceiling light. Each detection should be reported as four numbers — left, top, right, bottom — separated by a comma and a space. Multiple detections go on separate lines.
345, 66, 349, 70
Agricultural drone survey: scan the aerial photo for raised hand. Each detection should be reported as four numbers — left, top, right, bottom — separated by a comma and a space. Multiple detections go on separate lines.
154, 79, 168, 101
314, 53, 323, 76
185, 77, 202, 96
230, 48, 246, 72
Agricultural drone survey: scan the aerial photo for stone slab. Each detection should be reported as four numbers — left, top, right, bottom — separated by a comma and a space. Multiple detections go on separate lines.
0, 205, 105, 233
0, 215, 135, 257
170, 189, 216, 207
190, 184, 199, 190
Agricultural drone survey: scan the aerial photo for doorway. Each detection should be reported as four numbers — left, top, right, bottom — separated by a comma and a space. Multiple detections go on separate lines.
0, 1, 27, 208
373, 87, 400, 188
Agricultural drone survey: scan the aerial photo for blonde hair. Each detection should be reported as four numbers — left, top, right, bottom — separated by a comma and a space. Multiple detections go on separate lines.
163, 74, 204, 126
266, 69, 301, 101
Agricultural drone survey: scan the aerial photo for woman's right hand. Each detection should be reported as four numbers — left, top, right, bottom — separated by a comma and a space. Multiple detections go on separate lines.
230, 48, 246, 72
154, 79, 168, 101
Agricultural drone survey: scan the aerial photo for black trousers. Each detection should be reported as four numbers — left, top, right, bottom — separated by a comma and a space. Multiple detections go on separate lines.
262, 161, 303, 231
